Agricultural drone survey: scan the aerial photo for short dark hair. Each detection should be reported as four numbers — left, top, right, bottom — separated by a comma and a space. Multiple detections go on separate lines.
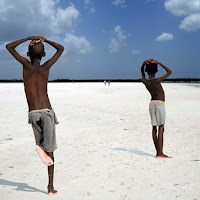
28, 42, 44, 59
145, 63, 158, 74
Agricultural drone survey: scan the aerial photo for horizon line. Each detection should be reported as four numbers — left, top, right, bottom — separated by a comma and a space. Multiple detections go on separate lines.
0, 78, 200, 83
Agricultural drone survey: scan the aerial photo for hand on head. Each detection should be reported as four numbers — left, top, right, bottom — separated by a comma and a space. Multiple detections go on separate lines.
144, 59, 158, 65
143, 59, 150, 65
30, 40, 35, 46
29, 36, 45, 46
149, 59, 157, 63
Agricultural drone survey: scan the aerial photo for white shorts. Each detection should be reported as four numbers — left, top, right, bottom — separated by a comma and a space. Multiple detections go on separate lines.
149, 100, 165, 126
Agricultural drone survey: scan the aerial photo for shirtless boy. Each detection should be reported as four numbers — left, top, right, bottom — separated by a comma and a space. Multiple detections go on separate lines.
6, 36, 64, 194
141, 59, 172, 158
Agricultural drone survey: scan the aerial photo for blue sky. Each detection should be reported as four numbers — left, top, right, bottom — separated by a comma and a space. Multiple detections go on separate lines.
0, 0, 199, 80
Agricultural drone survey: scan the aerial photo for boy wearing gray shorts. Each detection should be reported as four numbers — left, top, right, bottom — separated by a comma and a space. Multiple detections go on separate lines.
6, 36, 64, 194
28, 109, 59, 153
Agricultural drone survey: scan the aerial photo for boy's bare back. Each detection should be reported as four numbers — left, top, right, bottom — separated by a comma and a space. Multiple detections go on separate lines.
6, 36, 64, 111
23, 58, 52, 111
141, 59, 172, 102
143, 79, 165, 101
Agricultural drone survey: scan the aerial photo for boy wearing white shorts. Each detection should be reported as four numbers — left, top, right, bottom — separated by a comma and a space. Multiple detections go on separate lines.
141, 59, 172, 158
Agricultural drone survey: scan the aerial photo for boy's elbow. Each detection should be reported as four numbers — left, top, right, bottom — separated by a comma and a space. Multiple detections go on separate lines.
6, 43, 14, 51
60, 45, 64, 51
167, 68, 172, 75
57, 46, 64, 54
59, 46, 64, 53
6, 44, 10, 50
5, 44, 12, 52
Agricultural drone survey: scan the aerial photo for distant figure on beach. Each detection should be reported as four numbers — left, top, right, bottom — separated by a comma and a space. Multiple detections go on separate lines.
141, 59, 172, 158
108, 80, 110, 86
6, 36, 64, 194
104, 80, 107, 86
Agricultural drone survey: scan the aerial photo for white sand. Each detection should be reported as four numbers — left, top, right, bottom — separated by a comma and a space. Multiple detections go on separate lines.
0, 82, 200, 200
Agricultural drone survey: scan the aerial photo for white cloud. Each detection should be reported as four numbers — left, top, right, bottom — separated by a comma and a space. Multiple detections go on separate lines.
109, 39, 120, 53
109, 26, 126, 53
145, 0, 157, 4
84, 0, 91, 5
165, 0, 200, 31
115, 26, 127, 40
131, 50, 141, 54
89, 7, 96, 14
0, 0, 93, 55
0, 0, 80, 40
52, 5, 79, 34
165, 0, 200, 16
84, 0, 96, 14
179, 13, 200, 31
156, 33, 174, 41
64, 34, 93, 54
0, 0, 80, 39
112, 0, 126, 8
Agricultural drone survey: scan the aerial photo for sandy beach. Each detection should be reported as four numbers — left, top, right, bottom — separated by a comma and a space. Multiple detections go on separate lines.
0, 82, 200, 200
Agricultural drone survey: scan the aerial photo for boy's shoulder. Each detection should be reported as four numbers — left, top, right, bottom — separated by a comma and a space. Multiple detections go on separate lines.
23, 61, 46, 73
142, 78, 162, 87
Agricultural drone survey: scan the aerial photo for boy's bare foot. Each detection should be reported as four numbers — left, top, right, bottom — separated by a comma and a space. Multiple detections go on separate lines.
36, 146, 54, 166
47, 184, 57, 195
156, 153, 172, 158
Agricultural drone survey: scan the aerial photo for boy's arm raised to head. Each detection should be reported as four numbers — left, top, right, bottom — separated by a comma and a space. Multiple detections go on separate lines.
6, 37, 30, 65
141, 61, 148, 83
6, 36, 43, 65
155, 60, 172, 82
42, 39, 64, 69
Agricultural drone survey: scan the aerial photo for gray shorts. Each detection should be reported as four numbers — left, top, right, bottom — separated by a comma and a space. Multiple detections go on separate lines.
149, 100, 166, 126
28, 109, 59, 152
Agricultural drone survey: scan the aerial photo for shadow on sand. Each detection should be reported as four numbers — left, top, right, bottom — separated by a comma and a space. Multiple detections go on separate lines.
185, 84, 200, 88
0, 178, 46, 194
107, 145, 155, 158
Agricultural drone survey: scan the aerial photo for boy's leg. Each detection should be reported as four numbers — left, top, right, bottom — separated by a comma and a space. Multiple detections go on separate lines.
152, 126, 158, 154
36, 145, 54, 166
41, 110, 58, 194
46, 152, 57, 195
29, 112, 53, 166
157, 125, 164, 156
157, 125, 171, 158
